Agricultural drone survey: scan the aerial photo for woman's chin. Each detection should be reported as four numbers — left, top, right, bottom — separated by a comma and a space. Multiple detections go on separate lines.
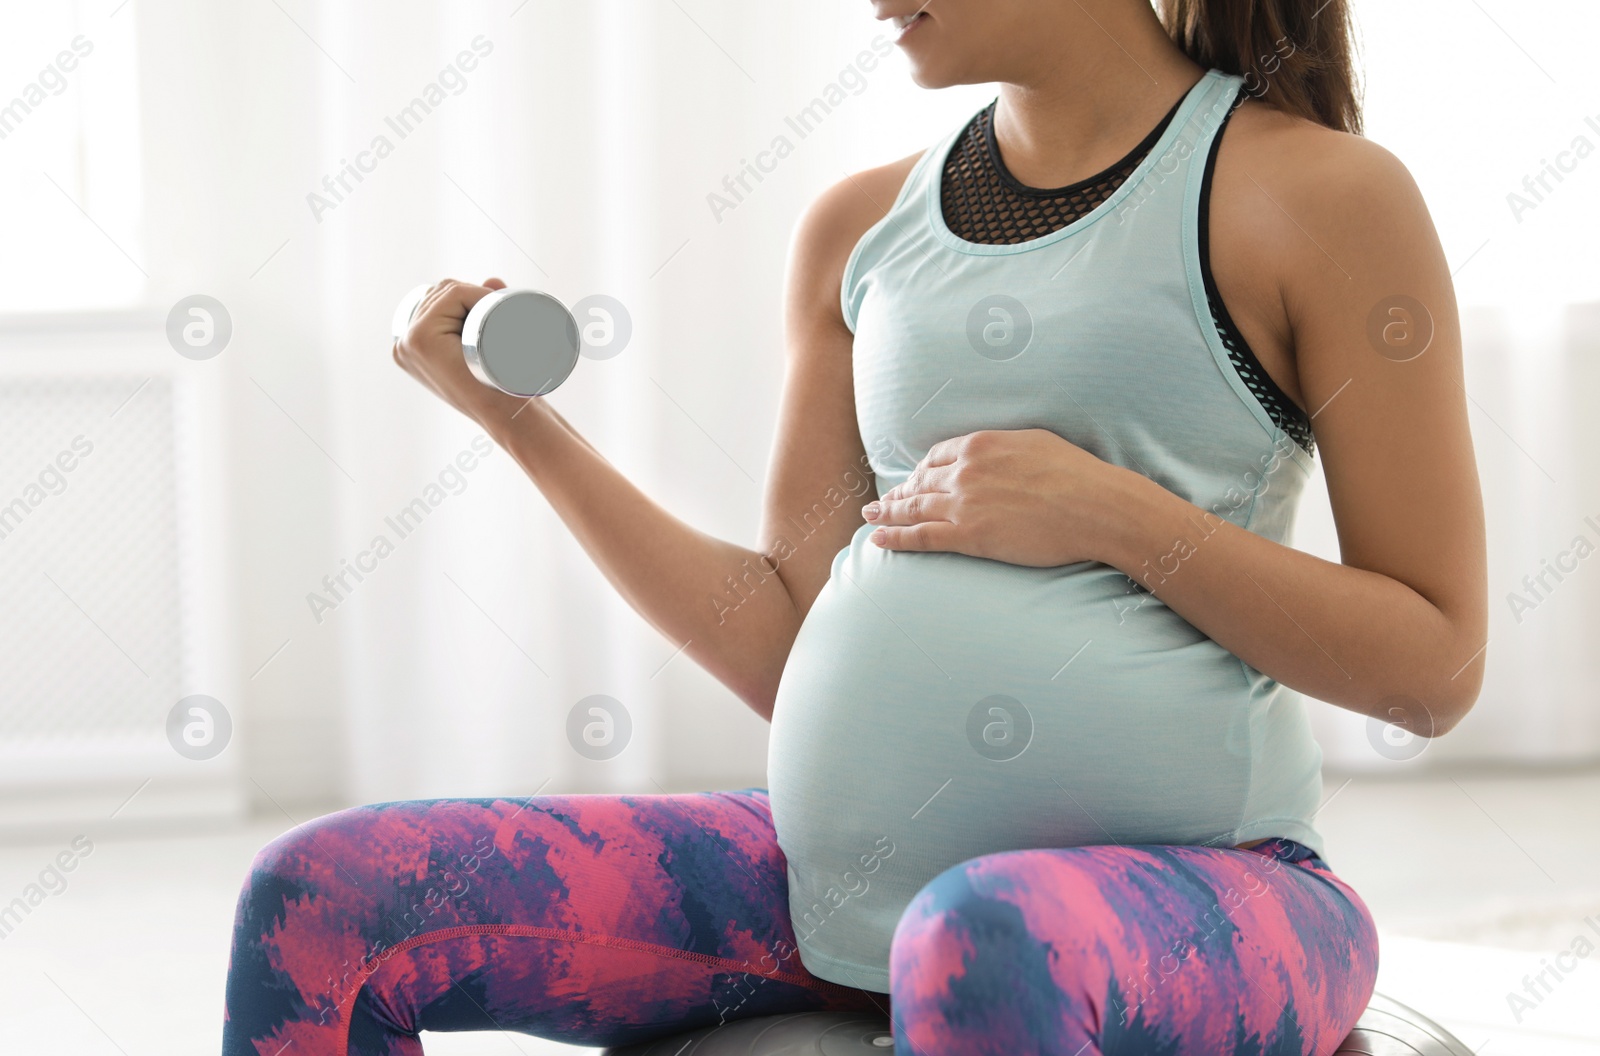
903, 50, 994, 91
906, 62, 968, 91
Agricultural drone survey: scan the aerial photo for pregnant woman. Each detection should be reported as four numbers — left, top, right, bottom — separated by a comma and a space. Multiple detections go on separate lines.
222, 0, 1488, 1053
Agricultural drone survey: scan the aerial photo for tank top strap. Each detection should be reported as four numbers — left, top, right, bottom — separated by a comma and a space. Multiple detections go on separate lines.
1100, 69, 1245, 240
1180, 69, 1247, 163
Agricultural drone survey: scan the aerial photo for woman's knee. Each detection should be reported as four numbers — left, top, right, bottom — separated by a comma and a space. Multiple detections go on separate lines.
246, 806, 363, 884
887, 852, 1103, 1052
890, 851, 1089, 987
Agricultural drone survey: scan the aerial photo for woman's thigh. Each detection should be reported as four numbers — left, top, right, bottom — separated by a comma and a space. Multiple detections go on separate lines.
222, 789, 877, 1056
889, 839, 1378, 1056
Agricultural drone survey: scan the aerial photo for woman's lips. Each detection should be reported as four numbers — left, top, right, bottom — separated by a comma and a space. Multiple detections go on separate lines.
892, 10, 929, 41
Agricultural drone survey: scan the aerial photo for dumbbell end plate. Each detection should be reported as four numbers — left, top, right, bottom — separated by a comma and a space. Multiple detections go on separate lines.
463, 289, 582, 398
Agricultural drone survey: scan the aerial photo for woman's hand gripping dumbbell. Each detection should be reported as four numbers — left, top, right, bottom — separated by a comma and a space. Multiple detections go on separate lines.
391, 278, 582, 423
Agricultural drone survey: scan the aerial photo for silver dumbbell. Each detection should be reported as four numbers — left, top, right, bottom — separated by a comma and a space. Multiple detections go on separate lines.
392, 284, 582, 398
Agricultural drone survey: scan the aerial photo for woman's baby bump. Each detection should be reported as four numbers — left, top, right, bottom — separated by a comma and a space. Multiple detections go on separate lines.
769, 521, 1263, 854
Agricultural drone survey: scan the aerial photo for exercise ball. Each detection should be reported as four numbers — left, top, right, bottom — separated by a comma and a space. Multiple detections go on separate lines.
600, 1011, 892, 1055
1333, 993, 1478, 1055
599, 993, 1475, 1055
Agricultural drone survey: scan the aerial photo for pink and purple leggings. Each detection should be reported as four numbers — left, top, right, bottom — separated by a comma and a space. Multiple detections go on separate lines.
220, 788, 1378, 1055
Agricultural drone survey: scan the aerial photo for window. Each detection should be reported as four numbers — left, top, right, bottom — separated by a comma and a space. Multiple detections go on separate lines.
0, 2, 143, 315
1358, 0, 1600, 308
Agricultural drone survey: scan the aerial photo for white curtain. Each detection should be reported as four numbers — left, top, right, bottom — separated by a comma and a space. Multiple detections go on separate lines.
1301, 305, 1600, 767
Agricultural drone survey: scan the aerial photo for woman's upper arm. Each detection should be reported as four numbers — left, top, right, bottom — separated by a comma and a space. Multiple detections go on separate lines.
762, 157, 920, 621
1269, 131, 1489, 703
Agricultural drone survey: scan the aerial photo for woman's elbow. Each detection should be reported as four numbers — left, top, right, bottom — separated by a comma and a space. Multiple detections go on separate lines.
1418, 643, 1486, 738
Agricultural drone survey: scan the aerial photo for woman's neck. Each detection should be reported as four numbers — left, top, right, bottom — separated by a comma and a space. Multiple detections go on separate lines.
990, 3, 1206, 190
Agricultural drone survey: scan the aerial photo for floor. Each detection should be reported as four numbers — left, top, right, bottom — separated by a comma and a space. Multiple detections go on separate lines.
1, 769, 1596, 1055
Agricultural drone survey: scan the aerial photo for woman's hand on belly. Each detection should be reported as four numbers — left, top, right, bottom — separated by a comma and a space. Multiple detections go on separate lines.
861, 428, 1137, 568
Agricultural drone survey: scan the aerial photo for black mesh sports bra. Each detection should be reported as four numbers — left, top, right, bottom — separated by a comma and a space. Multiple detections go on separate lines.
939, 99, 1315, 456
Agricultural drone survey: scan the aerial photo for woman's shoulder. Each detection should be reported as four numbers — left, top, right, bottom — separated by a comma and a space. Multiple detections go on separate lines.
786, 150, 928, 327
1217, 96, 1431, 238
1205, 94, 1451, 411
795, 150, 927, 261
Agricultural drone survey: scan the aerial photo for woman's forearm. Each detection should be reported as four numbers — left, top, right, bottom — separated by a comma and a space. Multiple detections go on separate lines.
1098, 468, 1485, 734
484, 401, 802, 717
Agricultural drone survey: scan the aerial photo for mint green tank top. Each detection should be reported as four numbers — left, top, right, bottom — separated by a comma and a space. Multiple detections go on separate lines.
765, 71, 1327, 993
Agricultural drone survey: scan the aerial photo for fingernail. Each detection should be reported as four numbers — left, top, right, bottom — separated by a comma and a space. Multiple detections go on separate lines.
871, 529, 887, 545
863, 502, 880, 520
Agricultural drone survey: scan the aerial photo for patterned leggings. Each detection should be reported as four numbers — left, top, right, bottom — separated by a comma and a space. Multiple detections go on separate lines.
221, 789, 1378, 1055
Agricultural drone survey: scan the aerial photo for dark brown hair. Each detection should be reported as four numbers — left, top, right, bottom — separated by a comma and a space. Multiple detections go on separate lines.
1158, 0, 1363, 135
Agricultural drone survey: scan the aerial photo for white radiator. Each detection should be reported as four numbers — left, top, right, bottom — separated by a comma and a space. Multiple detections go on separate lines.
0, 323, 243, 832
